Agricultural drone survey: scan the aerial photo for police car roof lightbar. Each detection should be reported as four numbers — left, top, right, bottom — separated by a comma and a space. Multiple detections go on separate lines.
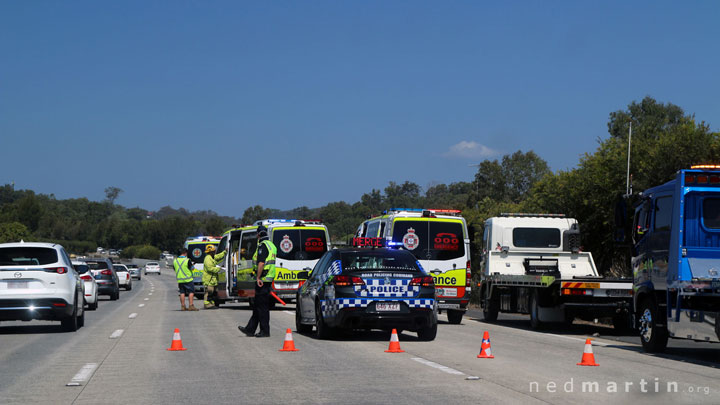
500, 213, 566, 218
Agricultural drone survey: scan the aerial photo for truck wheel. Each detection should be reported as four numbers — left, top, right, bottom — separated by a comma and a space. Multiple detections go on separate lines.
447, 309, 463, 324
529, 290, 543, 329
483, 294, 499, 322
638, 298, 668, 352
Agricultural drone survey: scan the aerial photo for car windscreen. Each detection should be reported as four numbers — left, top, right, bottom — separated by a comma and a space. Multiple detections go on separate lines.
126, 264, 138, 269
84, 261, 109, 270
187, 243, 216, 264
390, 220, 465, 261
340, 250, 421, 272
512, 228, 561, 248
146, 262, 158, 266
273, 229, 327, 261
0, 247, 58, 266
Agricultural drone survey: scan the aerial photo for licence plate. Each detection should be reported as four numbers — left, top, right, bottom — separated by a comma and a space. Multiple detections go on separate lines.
8, 281, 28, 289
376, 302, 400, 312
606, 289, 631, 296
438, 303, 460, 309
277, 283, 299, 290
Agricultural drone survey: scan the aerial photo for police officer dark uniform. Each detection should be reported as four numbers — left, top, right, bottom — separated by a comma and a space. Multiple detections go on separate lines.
238, 225, 277, 337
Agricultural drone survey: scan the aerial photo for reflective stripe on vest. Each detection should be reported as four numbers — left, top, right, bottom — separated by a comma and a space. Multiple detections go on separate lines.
253, 239, 277, 282
173, 257, 193, 283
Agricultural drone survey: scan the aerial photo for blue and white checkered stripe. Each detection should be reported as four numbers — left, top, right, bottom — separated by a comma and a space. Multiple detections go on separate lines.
321, 298, 435, 317
354, 279, 420, 298
319, 260, 343, 285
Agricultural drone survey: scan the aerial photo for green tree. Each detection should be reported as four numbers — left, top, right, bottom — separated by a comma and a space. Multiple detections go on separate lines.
104, 187, 123, 205
0, 222, 30, 243
241, 205, 273, 225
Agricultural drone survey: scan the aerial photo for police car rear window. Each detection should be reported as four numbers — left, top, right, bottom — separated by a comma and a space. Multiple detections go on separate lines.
0, 247, 58, 266
274, 229, 327, 261
340, 251, 420, 272
391, 220, 465, 261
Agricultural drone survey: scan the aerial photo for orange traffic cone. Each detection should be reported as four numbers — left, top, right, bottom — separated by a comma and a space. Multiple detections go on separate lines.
477, 331, 494, 358
279, 328, 299, 352
166, 328, 187, 351
385, 329, 405, 353
577, 338, 599, 366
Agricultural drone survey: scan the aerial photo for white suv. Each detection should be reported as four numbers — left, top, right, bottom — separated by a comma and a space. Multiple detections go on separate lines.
0, 242, 85, 331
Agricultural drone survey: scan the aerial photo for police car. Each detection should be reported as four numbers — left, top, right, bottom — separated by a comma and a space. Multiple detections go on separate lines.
295, 238, 438, 340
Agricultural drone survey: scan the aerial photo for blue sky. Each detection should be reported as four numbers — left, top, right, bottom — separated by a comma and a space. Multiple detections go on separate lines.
2, 1, 719, 217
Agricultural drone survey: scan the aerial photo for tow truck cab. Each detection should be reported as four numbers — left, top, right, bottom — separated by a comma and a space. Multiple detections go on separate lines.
633, 166, 720, 352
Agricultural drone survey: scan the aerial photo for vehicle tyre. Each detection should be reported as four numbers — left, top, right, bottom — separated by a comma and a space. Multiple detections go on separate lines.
61, 299, 79, 332
529, 290, 543, 329
638, 298, 668, 353
296, 302, 313, 334
88, 299, 98, 310
447, 309, 463, 324
126, 283, 132, 291
417, 322, 437, 341
111, 289, 119, 301
77, 306, 85, 328
315, 300, 334, 340
144, 272, 147, 276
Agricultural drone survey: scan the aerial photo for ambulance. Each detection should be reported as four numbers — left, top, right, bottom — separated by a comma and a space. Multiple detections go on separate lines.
183, 236, 222, 298
355, 208, 471, 323
215, 219, 332, 306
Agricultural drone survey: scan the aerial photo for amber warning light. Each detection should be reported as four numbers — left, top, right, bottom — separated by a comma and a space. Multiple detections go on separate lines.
352, 237, 384, 248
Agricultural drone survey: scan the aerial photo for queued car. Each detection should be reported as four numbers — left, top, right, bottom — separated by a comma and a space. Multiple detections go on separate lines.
126, 263, 141, 280
72, 261, 98, 310
0, 242, 86, 331
82, 257, 120, 300
296, 246, 438, 340
113, 264, 133, 291
144, 261, 161, 275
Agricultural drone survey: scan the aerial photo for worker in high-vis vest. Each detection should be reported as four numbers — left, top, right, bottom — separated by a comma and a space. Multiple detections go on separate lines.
202, 244, 226, 309
173, 249, 198, 311
238, 225, 277, 337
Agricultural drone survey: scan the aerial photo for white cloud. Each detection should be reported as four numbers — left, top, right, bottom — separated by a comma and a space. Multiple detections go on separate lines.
443, 141, 498, 159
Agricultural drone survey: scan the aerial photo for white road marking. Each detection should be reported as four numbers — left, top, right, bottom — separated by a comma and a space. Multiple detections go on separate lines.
545, 333, 609, 347
138, 304, 145, 307
66, 363, 98, 386
129, 313, 138, 319
412, 357, 466, 376
109, 329, 124, 339
144, 298, 149, 301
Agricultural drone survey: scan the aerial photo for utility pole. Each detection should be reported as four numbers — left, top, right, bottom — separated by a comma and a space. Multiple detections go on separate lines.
625, 121, 632, 197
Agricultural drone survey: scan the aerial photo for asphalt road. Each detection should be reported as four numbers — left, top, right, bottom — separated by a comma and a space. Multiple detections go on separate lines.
1, 261, 718, 404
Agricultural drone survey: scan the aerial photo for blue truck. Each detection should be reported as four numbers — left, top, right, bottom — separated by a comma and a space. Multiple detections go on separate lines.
632, 166, 720, 352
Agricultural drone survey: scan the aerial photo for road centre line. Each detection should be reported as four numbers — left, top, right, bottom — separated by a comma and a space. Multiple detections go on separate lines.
138, 304, 145, 307
109, 329, 124, 339
66, 363, 98, 386
129, 313, 138, 319
143, 298, 149, 301
412, 357, 466, 376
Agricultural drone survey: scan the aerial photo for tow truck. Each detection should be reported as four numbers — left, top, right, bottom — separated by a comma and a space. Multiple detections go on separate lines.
479, 213, 633, 329
632, 166, 720, 352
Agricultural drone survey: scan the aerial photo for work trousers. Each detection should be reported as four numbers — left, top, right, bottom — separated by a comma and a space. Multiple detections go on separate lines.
204, 285, 216, 307
245, 283, 271, 334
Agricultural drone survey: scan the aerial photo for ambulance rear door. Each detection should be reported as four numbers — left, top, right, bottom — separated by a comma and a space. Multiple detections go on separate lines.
235, 229, 258, 299
388, 218, 469, 303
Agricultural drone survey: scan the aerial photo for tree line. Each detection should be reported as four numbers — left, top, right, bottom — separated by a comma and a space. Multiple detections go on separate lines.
1, 97, 718, 275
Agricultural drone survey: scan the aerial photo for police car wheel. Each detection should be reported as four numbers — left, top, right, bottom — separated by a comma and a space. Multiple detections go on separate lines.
315, 301, 334, 340
296, 305, 312, 334
417, 322, 437, 341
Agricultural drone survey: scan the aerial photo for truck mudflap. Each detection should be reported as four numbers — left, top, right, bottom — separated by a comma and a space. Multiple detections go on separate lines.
560, 281, 633, 298
668, 309, 720, 343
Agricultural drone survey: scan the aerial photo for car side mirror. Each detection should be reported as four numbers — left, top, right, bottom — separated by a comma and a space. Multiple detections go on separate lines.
297, 271, 309, 280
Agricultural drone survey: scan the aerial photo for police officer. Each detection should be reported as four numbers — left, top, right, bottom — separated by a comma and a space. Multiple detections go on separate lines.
238, 225, 277, 337
173, 249, 198, 311
202, 244, 226, 309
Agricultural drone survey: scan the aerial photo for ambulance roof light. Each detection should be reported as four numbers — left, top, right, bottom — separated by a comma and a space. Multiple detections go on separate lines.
500, 213, 566, 218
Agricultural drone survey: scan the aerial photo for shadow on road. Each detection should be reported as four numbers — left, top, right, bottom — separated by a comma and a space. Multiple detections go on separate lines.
0, 323, 66, 334
465, 309, 720, 369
